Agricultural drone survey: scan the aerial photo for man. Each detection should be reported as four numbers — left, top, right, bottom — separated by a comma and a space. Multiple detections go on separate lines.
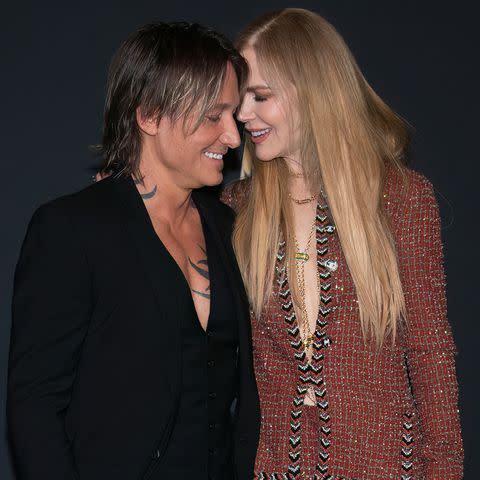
8, 22, 259, 479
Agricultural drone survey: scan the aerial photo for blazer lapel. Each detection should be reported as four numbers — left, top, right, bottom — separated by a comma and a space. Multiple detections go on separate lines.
192, 189, 253, 361
191, 189, 240, 297
110, 175, 185, 394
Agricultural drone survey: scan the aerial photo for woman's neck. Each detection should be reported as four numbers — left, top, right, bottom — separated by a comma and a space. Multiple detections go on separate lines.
283, 155, 316, 198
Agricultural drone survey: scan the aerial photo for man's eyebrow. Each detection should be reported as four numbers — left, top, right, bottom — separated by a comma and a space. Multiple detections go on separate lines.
211, 102, 240, 111
246, 85, 272, 93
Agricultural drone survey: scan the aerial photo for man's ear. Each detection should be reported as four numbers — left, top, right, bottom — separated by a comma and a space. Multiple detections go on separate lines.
136, 107, 159, 136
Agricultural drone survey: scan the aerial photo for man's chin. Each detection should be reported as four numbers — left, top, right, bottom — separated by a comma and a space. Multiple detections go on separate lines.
192, 172, 223, 189
206, 173, 224, 187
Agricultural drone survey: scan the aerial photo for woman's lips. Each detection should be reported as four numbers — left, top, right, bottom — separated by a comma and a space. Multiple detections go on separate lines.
248, 128, 272, 144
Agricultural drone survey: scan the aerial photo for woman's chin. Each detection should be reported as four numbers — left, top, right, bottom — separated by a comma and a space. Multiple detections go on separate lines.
254, 149, 277, 162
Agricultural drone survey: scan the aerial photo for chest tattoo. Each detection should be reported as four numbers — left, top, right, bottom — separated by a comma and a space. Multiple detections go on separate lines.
188, 245, 210, 299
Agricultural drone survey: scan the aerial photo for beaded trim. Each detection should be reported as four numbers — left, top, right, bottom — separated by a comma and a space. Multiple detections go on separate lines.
258, 202, 337, 479
400, 412, 414, 480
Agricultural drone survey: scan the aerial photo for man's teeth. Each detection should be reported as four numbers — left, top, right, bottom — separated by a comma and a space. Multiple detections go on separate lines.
204, 151, 223, 160
251, 128, 272, 137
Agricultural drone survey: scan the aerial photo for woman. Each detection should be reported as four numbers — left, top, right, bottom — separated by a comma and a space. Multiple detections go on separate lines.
222, 8, 463, 479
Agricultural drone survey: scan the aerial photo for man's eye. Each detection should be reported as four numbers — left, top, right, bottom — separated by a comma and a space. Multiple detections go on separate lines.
206, 115, 221, 123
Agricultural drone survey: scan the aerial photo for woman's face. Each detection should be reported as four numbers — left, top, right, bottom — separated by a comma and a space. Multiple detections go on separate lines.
238, 47, 301, 162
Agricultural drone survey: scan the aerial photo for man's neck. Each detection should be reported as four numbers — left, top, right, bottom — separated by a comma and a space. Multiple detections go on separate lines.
135, 160, 194, 228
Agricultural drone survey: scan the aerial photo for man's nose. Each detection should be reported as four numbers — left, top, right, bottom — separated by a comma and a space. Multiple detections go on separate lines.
220, 118, 241, 148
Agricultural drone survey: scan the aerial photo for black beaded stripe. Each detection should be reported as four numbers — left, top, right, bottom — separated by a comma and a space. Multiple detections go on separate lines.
274, 202, 337, 479
255, 473, 289, 480
400, 412, 415, 480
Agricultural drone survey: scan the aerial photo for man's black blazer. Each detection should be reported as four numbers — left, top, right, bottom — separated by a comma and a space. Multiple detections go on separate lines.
8, 175, 260, 480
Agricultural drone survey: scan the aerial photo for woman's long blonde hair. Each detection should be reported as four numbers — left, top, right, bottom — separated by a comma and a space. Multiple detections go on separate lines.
233, 8, 409, 347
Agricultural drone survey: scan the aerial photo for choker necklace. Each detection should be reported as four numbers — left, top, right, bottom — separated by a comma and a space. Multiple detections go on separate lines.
288, 192, 317, 205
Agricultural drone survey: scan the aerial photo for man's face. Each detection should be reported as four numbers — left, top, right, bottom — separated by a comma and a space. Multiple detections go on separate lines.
150, 62, 241, 189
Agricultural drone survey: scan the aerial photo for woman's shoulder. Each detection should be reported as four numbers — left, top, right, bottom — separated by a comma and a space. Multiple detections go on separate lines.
383, 164, 442, 245
384, 164, 437, 210
220, 177, 252, 213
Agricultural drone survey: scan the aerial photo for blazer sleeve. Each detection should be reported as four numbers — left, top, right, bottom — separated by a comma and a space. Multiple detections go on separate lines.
8, 202, 92, 480
401, 175, 463, 478
220, 178, 251, 213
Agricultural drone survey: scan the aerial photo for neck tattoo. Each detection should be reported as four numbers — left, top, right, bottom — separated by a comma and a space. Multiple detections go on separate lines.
134, 178, 158, 200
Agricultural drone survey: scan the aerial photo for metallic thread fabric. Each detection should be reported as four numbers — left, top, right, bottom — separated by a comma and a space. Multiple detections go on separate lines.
221, 168, 463, 479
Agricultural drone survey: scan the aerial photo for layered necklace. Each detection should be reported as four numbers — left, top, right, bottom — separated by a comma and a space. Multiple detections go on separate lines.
291, 187, 338, 356
288, 192, 318, 205
292, 210, 319, 353
269, 191, 339, 479
287, 173, 318, 206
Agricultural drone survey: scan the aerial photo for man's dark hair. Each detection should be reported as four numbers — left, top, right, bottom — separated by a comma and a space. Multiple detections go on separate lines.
99, 22, 247, 179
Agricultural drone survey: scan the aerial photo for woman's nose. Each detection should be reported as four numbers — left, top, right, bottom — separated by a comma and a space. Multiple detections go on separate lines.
237, 97, 255, 123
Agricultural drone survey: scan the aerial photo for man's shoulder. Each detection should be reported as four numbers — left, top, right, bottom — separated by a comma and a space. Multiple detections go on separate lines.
30, 176, 121, 230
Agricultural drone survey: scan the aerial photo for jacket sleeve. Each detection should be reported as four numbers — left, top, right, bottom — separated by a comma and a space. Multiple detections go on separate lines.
220, 178, 251, 213
401, 175, 463, 478
8, 202, 92, 480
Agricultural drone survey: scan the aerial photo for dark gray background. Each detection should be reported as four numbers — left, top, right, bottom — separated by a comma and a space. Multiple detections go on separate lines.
1, 1, 478, 478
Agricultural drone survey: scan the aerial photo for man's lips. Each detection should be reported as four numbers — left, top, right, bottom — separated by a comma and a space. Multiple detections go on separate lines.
204, 150, 224, 160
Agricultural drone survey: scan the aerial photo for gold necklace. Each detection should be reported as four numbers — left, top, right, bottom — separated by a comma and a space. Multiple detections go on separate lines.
294, 213, 316, 262
293, 209, 320, 353
288, 192, 317, 205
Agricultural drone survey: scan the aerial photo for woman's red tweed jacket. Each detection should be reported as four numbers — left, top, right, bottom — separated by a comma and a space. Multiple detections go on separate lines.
222, 167, 463, 479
